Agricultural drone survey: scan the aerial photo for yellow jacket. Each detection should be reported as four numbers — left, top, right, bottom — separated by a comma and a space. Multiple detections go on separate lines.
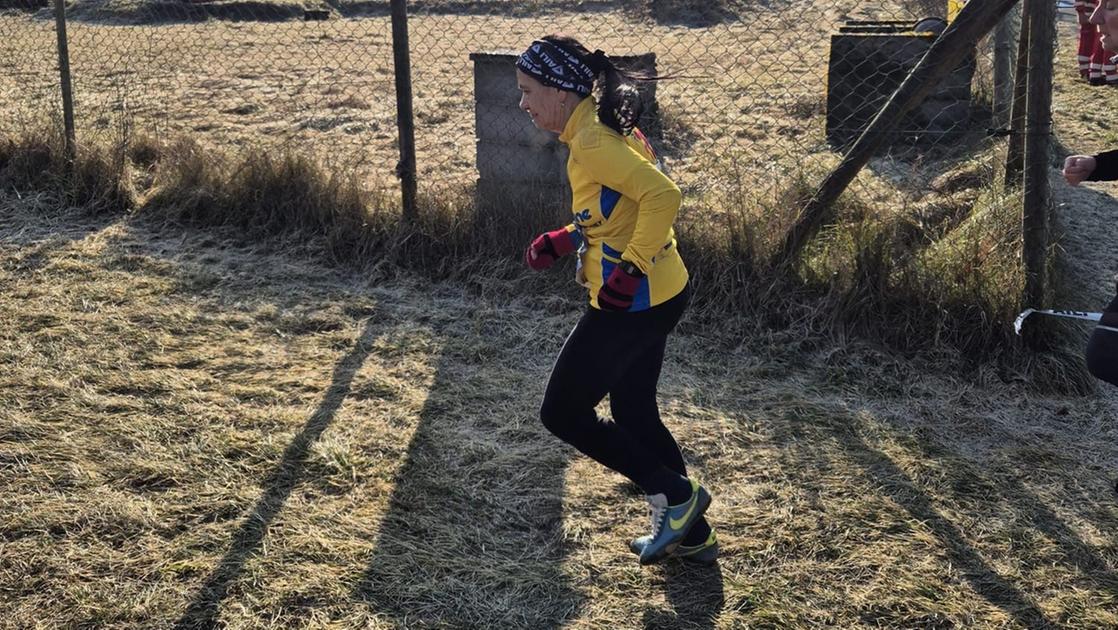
558, 97, 689, 311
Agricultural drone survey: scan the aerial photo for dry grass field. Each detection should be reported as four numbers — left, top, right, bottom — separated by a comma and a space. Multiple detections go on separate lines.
2, 187, 1118, 629
4, 2, 1118, 629
0, 0, 937, 200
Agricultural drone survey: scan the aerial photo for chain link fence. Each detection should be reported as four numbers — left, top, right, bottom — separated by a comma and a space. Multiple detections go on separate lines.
0, 0, 1014, 210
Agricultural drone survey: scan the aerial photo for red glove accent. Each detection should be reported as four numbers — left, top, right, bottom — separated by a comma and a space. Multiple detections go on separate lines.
598, 261, 644, 311
524, 227, 578, 271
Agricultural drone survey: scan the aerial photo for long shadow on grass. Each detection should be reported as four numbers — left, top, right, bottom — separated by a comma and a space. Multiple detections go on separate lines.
644, 563, 726, 629
354, 329, 582, 627
0, 205, 118, 275
775, 408, 1058, 629
842, 447, 1056, 629
1000, 476, 1118, 597
173, 318, 381, 630
911, 439, 1118, 599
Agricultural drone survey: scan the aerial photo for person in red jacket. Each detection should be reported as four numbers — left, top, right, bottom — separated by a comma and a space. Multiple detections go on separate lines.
517, 34, 715, 566
1078, 0, 1118, 85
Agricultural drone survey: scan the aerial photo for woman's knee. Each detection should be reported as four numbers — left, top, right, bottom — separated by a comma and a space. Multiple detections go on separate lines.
539, 395, 574, 439
540, 393, 601, 443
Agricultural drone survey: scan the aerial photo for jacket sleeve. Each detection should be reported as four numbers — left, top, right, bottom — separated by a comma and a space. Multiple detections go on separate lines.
1087, 149, 1118, 181
561, 223, 584, 250
573, 130, 681, 275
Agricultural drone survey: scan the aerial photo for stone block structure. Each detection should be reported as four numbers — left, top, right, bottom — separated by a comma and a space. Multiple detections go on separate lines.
470, 51, 659, 206
825, 21, 975, 149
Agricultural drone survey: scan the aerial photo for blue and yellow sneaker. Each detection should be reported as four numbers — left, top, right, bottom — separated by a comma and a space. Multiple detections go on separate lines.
629, 530, 719, 564
637, 478, 712, 565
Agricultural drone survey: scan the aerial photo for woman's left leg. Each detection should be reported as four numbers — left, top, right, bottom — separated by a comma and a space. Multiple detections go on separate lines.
539, 308, 692, 500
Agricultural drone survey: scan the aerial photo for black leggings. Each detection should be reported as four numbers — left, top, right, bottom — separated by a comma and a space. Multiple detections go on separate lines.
540, 286, 692, 495
1086, 293, 1118, 387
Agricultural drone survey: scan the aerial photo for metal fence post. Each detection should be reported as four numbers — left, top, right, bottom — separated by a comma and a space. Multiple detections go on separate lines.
390, 0, 417, 221
52, 0, 76, 165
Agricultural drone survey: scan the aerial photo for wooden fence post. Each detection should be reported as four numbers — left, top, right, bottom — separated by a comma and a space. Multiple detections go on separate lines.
1004, 2, 1031, 187
52, 0, 75, 166
390, 0, 417, 220
993, 4, 1020, 127
1022, 0, 1055, 310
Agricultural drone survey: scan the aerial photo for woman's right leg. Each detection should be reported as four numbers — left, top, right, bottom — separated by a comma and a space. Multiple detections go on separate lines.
609, 336, 712, 546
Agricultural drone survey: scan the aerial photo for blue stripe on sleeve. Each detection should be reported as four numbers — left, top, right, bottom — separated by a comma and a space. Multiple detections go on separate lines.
600, 186, 622, 220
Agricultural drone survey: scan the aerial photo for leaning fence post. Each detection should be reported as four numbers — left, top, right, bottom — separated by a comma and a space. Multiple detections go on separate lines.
52, 0, 76, 166
390, 0, 417, 221
1021, 0, 1055, 312
773, 0, 1020, 267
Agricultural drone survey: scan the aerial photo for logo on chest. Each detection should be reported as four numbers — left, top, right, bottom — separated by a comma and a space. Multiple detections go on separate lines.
575, 209, 603, 229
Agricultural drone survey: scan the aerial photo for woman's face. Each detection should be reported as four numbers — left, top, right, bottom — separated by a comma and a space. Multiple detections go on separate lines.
516, 70, 570, 134
1091, 0, 1118, 52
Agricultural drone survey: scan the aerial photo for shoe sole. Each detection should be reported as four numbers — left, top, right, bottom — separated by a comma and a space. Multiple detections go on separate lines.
630, 539, 719, 565
638, 487, 712, 566
674, 544, 719, 565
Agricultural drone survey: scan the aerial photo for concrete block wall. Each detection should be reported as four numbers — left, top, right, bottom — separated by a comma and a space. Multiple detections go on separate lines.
824, 26, 976, 148
470, 51, 659, 207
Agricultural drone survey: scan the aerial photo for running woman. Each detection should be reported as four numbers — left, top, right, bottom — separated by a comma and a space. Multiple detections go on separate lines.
516, 35, 715, 565
1064, 0, 1118, 386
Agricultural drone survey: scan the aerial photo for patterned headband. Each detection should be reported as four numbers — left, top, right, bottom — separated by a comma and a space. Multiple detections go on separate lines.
516, 40, 600, 96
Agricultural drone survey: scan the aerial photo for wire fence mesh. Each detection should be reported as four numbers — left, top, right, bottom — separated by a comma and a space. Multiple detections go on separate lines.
0, 0, 1022, 231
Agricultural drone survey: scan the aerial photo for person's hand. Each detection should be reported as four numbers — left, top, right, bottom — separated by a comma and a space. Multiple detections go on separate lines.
1064, 155, 1097, 186
597, 261, 644, 311
525, 227, 578, 271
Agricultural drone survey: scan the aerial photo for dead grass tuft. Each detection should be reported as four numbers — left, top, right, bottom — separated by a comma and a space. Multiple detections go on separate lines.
0, 126, 132, 214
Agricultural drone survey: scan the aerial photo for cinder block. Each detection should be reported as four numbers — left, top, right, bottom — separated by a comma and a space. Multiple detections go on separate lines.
475, 101, 557, 147
476, 140, 564, 182
471, 50, 661, 199
825, 29, 975, 148
471, 52, 524, 107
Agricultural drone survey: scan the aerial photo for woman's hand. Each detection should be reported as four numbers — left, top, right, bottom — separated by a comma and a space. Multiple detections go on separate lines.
597, 261, 644, 311
525, 228, 578, 271
1064, 155, 1097, 187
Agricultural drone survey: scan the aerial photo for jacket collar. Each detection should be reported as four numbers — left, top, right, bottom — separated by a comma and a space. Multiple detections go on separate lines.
559, 97, 596, 144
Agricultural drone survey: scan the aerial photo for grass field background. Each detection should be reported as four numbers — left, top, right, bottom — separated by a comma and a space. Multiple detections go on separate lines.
4, 2, 1118, 628
0, 0, 967, 200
